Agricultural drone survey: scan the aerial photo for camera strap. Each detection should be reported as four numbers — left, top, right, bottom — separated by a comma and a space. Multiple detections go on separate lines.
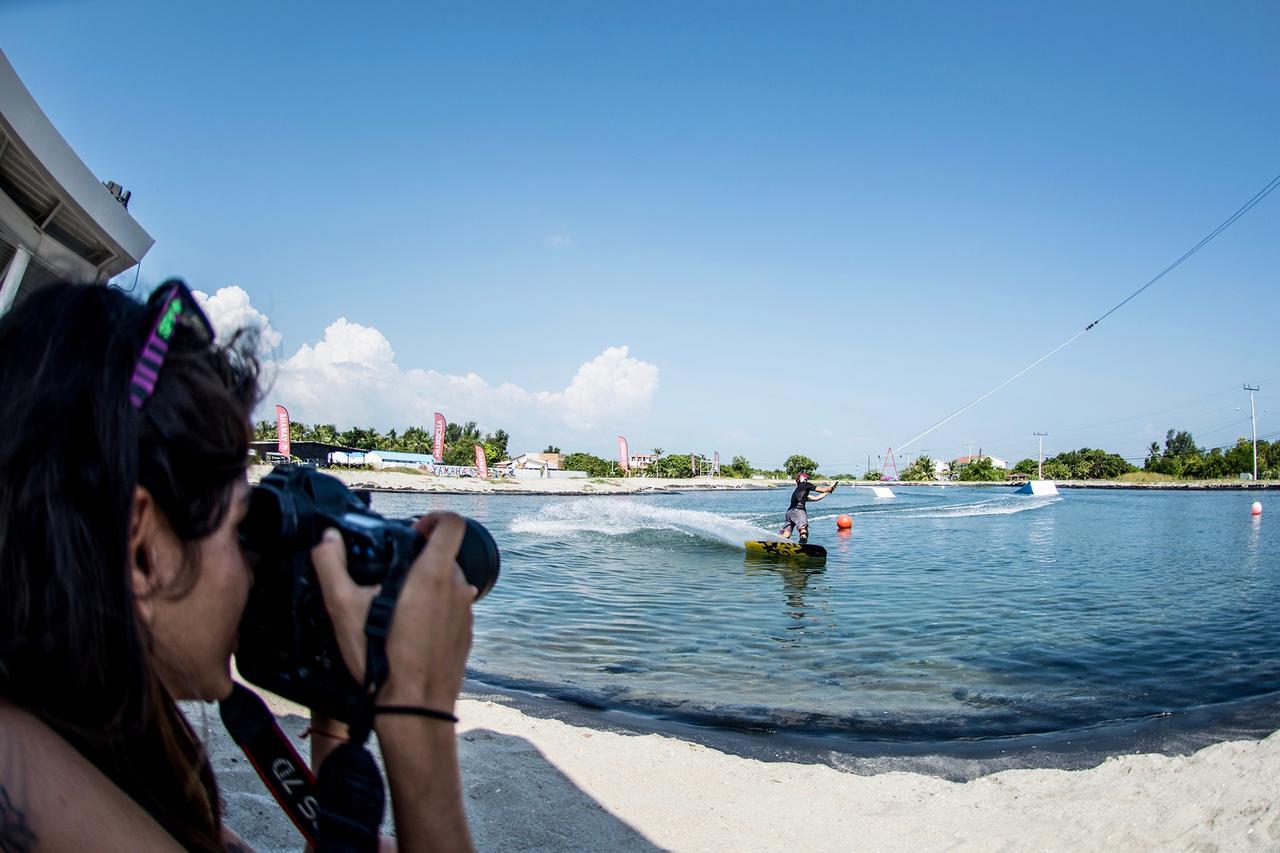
220, 567, 411, 851
219, 683, 321, 846
220, 683, 388, 853
304, 564, 412, 852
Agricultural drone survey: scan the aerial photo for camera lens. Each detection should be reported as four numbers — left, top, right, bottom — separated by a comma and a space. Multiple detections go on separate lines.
458, 518, 500, 601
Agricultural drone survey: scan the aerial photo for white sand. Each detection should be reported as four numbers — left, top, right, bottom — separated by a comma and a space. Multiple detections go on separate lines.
195, 688, 1280, 852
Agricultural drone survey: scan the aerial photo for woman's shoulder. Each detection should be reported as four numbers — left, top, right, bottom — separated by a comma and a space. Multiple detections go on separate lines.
0, 701, 186, 851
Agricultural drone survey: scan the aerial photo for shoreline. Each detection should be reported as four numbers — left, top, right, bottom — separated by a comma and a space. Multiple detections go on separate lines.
249, 465, 1278, 496
200, 682, 1280, 850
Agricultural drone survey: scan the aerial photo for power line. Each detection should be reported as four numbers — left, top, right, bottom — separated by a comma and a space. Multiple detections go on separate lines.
894, 172, 1280, 455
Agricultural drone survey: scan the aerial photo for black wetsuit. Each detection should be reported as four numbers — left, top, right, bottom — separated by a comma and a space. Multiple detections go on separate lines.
788, 481, 815, 510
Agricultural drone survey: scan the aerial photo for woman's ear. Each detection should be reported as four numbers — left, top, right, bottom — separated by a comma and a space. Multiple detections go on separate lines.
129, 485, 160, 624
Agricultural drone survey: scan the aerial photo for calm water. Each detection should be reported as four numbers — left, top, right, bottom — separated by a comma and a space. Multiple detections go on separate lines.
373, 486, 1278, 743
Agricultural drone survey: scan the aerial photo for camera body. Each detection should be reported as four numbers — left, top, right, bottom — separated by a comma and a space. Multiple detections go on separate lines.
236, 464, 498, 721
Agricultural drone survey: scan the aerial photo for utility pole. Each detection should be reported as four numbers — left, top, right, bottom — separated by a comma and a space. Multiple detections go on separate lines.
1244, 384, 1260, 480
1034, 432, 1048, 479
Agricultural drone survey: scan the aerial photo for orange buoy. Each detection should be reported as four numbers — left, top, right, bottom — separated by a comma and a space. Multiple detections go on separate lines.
836, 514, 853, 530
1251, 501, 1263, 516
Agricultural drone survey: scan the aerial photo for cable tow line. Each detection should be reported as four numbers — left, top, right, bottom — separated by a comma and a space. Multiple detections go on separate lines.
894, 171, 1280, 456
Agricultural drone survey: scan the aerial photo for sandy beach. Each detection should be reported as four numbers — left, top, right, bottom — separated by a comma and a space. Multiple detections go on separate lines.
195, 684, 1280, 851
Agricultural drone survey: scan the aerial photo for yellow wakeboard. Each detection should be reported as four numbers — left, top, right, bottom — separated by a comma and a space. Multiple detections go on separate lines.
744, 541, 827, 559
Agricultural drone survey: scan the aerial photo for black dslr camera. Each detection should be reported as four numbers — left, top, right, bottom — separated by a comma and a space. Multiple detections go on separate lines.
235, 464, 499, 721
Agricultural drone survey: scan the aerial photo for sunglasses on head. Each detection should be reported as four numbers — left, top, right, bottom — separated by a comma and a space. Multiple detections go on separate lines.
128, 279, 214, 410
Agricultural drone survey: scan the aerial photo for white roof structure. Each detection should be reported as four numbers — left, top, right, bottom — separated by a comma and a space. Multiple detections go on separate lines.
0, 50, 153, 316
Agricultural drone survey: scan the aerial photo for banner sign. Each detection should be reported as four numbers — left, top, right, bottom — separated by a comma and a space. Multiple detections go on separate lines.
618, 436, 630, 471
713, 451, 720, 475
691, 453, 697, 475
474, 445, 488, 478
433, 412, 446, 463
275, 405, 291, 457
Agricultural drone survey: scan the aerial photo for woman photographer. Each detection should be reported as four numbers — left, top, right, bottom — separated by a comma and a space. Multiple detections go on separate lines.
0, 281, 475, 851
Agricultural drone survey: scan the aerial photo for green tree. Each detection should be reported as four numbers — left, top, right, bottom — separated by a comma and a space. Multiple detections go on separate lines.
647, 453, 695, 478
901, 455, 937, 481
954, 456, 1004, 481
562, 451, 612, 477
311, 423, 340, 445
442, 421, 483, 466
783, 454, 819, 479
544, 445, 561, 454
1013, 458, 1039, 476
1223, 438, 1256, 478
1145, 429, 1204, 477
723, 455, 753, 478
339, 426, 383, 450
1049, 448, 1135, 480
486, 429, 510, 461
1042, 460, 1071, 480
400, 425, 432, 454
253, 420, 276, 440
1164, 429, 1199, 458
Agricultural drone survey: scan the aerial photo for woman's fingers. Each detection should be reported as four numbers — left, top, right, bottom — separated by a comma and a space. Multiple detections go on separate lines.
379, 512, 475, 710
308, 514, 476, 711
411, 512, 479, 599
311, 528, 378, 683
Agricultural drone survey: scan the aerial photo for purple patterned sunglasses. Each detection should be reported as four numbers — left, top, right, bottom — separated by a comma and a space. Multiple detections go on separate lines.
128, 280, 214, 410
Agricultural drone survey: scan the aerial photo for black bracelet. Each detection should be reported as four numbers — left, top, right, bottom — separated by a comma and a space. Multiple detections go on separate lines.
374, 705, 459, 724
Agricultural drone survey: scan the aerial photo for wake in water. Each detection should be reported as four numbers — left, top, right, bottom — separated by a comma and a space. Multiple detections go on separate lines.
807, 494, 1060, 523
511, 498, 778, 547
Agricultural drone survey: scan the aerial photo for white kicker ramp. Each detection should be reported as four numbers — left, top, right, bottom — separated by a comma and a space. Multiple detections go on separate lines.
1016, 480, 1059, 496
871, 486, 896, 498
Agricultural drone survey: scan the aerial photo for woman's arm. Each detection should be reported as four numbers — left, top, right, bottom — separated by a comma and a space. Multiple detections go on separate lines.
311, 512, 476, 852
0, 703, 186, 851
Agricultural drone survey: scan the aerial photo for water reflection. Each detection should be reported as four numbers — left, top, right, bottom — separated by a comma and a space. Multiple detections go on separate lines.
1027, 511, 1058, 565
744, 554, 827, 622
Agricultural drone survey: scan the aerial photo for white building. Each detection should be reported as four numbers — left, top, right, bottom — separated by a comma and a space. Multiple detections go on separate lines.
951, 454, 1009, 470
0, 50, 152, 318
493, 452, 563, 473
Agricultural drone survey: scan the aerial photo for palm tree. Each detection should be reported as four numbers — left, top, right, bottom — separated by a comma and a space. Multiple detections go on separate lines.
901, 454, 937, 482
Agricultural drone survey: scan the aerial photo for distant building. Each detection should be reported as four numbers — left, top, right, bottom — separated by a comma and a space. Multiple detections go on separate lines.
629, 453, 658, 469
493, 452, 563, 473
0, 50, 153, 317
365, 450, 438, 469
951, 454, 1008, 470
250, 440, 362, 467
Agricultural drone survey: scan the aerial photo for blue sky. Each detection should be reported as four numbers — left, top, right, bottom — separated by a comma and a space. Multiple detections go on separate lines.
5, 1, 1277, 472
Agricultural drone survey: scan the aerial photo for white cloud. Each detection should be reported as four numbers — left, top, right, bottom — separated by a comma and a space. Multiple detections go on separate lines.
245, 296, 658, 434
544, 234, 573, 249
193, 286, 282, 352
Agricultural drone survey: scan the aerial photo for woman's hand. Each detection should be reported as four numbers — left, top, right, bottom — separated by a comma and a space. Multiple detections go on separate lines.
310, 512, 476, 712
311, 513, 478, 851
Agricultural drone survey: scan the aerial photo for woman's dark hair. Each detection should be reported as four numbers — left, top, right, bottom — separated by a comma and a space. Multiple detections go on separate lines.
0, 281, 259, 850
